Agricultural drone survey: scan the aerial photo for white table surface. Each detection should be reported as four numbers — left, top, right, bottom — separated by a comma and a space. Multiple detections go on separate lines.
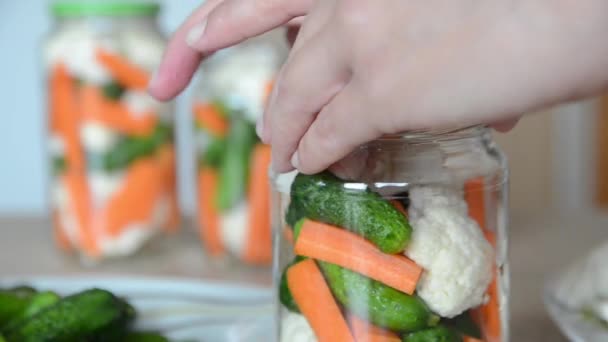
1, 210, 607, 341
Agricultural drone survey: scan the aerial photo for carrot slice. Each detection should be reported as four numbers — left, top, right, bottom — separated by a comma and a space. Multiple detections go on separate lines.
465, 177, 502, 342
294, 219, 422, 295
243, 144, 273, 264
80, 85, 157, 136
348, 315, 400, 342
159, 144, 180, 232
197, 167, 225, 256
96, 49, 150, 90
63, 172, 99, 257
97, 158, 163, 237
390, 200, 408, 218
53, 211, 72, 252
50, 63, 84, 171
193, 103, 229, 137
287, 259, 355, 342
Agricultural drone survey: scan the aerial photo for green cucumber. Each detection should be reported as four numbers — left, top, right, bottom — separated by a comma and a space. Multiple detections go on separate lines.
444, 311, 481, 339
285, 199, 305, 228
5, 288, 134, 342
3, 291, 61, 331
199, 138, 226, 168
403, 325, 463, 342
101, 81, 126, 100
319, 261, 438, 332
0, 291, 30, 328
216, 117, 258, 210
290, 172, 411, 253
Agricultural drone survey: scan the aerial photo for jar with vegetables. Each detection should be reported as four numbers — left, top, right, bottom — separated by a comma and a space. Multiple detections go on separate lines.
192, 31, 287, 265
273, 126, 509, 342
45, 1, 179, 262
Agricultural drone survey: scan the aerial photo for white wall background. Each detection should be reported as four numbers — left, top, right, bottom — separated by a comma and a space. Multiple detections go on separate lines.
0, 0, 203, 215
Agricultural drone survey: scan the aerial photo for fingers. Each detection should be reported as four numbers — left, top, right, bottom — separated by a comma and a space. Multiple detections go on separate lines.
148, 0, 224, 101
294, 82, 382, 174
259, 1, 336, 143
187, 0, 314, 53
267, 29, 351, 172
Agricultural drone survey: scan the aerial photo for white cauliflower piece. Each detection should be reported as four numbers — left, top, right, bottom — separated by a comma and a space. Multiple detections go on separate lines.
207, 45, 278, 122
87, 171, 125, 205
120, 30, 165, 71
281, 312, 317, 342
405, 186, 493, 318
220, 202, 249, 257
45, 26, 117, 84
80, 121, 119, 154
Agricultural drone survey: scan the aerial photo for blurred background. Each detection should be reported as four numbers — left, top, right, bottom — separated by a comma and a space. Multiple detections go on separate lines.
0, 0, 607, 218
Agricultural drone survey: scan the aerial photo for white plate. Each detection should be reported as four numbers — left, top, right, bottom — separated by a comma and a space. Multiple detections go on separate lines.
544, 241, 608, 342
0, 275, 275, 341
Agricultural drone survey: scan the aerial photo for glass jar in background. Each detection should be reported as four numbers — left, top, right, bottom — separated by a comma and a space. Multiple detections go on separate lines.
192, 31, 287, 265
45, 1, 180, 263
273, 126, 509, 342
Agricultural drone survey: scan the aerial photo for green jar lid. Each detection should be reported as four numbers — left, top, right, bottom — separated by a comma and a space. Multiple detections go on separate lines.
51, 1, 160, 17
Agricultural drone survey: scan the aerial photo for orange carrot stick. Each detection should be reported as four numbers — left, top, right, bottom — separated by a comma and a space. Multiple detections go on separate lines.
97, 158, 163, 237
80, 85, 157, 136
198, 167, 225, 256
193, 102, 229, 137
53, 211, 72, 252
50, 63, 84, 171
465, 177, 502, 342
96, 49, 150, 90
390, 200, 408, 218
243, 144, 273, 264
159, 144, 180, 232
287, 259, 356, 342
63, 172, 99, 257
348, 315, 401, 342
295, 219, 422, 295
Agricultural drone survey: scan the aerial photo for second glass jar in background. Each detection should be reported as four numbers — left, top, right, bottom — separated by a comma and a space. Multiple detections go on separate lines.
192, 30, 287, 265
45, 1, 179, 263
273, 126, 509, 342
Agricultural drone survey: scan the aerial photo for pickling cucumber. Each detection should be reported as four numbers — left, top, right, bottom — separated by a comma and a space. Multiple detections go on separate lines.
199, 137, 226, 168
4, 288, 135, 342
402, 325, 463, 342
290, 172, 411, 253
3, 291, 61, 332
216, 117, 258, 210
318, 261, 438, 332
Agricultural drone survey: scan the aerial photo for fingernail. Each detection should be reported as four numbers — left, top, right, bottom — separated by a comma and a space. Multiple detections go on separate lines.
290, 151, 300, 169
256, 119, 265, 140
186, 20, 207, 48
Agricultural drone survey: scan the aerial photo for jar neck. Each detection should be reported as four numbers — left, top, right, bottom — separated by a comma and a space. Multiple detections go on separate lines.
374, 125, 490, 145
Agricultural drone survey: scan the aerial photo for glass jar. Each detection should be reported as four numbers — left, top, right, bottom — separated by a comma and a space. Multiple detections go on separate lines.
192, 30, 287, 265
273, 126, 509, 342
44, 1, 179, 263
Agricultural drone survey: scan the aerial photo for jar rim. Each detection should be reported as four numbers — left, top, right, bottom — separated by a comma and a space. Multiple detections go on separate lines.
51, 1, 160, 18
373, 124, 489, 144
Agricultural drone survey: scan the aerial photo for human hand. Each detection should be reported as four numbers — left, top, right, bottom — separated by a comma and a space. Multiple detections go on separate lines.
149, 0, 608, 174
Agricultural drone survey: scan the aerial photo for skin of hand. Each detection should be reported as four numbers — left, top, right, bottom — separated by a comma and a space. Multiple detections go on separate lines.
149, 0, 608, 175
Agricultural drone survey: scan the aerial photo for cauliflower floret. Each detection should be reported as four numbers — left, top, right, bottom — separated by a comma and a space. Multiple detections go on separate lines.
80, 121, 119, 154
281, 312, 317, 342
405, 186, 493, 318
220, 202, 249, 257
207, 45, 278, 123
